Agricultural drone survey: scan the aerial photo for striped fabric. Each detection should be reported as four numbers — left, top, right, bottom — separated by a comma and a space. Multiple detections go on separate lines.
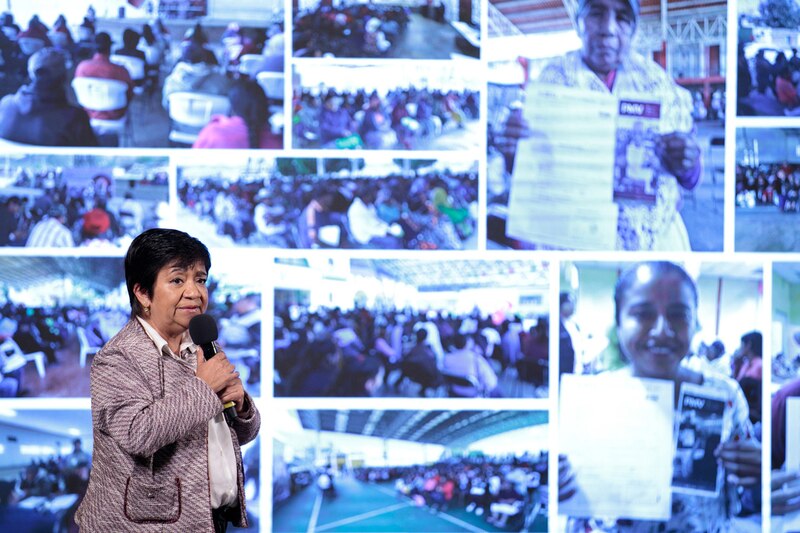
75, 319, 260, 532
25, 217, 74, 247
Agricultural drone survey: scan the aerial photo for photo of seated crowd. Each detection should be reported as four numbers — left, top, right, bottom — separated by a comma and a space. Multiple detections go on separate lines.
0, 410, 261, 532
736, 0, 800, 117
735, 128, 800, 252
176, 155, 478, 249
0, 0, 284, 148
0, 256, 127, 398
273, 258, 550, 398
292, 62, 481, 150
486, 0, 725, 251
0, 253, 263, 397
273, 409, 549, 532
557, 261, 764, 532
0, 153, 168, 248
772, 263, 800, 531
293, 0, 480, 59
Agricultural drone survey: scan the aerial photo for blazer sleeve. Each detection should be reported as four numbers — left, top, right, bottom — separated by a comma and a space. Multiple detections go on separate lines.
91, 343, 223, 457
231, 392, 260, 446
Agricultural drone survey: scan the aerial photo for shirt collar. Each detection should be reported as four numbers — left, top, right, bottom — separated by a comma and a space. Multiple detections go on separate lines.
136, 316, 197, 361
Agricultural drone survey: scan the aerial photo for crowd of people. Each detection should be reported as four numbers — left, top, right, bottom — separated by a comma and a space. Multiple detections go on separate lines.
293, 2, 410, 58
736, 163, 800, 212
0, 300, 128, 397
293, 87, 479, 150
0, 167, 167, 248
0, 9, 284, 148
0, 438, 91, 531
179, 168, 477, 249
738, 43, 800, 116
353, 453, 548, 530
274, 305, 548, 398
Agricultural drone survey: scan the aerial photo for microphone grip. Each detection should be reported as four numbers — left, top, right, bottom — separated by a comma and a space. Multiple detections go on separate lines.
223, 403, 238, 425
200, 341, 219, 360
200, 341, 238, 424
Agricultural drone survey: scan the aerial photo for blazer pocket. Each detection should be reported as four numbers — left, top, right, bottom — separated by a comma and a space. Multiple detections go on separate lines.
124, 476, 182, 523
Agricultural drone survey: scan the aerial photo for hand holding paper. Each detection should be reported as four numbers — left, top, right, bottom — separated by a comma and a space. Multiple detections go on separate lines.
715, 439, 760, 486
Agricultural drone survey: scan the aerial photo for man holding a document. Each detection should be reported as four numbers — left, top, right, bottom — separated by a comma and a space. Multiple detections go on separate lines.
501, 0, 702, 251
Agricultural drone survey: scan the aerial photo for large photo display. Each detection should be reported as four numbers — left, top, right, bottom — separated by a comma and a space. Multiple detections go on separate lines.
0, 0, 794, 531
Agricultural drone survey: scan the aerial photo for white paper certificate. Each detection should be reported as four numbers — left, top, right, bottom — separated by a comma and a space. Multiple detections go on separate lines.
506, 83, 618, 250
781, 398, 800, 532
787, 397, 800, 471
559, 373, 674, 521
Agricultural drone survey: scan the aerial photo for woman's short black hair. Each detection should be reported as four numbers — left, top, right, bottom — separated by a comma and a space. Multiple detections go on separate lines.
613, 261, 698, 325
124, 228, 211, 318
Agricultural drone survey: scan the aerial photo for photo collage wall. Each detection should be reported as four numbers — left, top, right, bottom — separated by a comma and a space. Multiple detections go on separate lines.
0, 0, 796, 531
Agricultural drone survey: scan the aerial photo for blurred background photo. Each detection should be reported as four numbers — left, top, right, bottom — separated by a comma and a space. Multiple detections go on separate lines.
273, 257, 551, 399
736, 128, 800, 252
736, 0, 800, 117
0, 409, 261, 532
0, 0, 285, 148
272, 409, 550, 532
292, 0, 480, 59
485, 0, 726, 251
175, 155, 479, 250
291, 61, 481, 151
0, 153, 169, 249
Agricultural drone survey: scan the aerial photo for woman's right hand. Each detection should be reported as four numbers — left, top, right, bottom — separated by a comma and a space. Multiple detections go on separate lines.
196, 348, 239, 393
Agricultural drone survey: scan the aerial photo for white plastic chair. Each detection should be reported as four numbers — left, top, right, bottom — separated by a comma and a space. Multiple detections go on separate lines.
0, 338, 45, 379
47, 31, 69, 48
110, 54, 146, 90
71, 77, 130, 144
17, 37, 44, 55
256, 71, 284, 101
238, 54, 264, 78
76, 327, 101, 368
1, 26, 18, 41
167, 91, 230, 145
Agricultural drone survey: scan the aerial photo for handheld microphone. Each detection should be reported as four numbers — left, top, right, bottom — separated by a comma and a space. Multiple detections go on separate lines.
189, 314, 238, 424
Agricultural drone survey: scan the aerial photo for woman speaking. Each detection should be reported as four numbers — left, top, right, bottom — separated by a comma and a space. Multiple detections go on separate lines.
75, 228, 260, 532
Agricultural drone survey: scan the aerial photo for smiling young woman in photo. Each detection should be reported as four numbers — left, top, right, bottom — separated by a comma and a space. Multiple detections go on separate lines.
562, 261, 761, 532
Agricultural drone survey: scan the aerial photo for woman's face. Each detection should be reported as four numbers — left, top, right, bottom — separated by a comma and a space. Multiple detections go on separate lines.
617, 268, 697, 380
135, 260, 208, 341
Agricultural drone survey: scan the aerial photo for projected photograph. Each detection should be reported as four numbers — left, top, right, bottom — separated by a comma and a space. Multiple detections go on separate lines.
772, 262, 800, 531
0, 254, 263, 398
0, 0, 284, 148
0, 409, 261, 532
735, 128, 800, 251
486, 0, 726, 251
736, 0, 800, 116
0, 409, 92, 532
292, 0, 480, 59
273, 409, 549, 532
557, 260, 763, 531
176, 155, 478, 249
0, 153, 168, 248
273, 257, 550, 398
191, 252, 264, 397
292, 61, 481, 151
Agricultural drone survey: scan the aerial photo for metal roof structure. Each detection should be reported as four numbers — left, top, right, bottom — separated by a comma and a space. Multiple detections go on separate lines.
296, 409, 548, 448
351, 259, 549, 292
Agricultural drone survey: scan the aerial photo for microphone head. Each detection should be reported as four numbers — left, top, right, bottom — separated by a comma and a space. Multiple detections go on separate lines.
189, 314, 218, 346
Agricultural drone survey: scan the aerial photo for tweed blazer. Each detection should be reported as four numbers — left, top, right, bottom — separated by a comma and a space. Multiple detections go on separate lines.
75, 319, 261, 532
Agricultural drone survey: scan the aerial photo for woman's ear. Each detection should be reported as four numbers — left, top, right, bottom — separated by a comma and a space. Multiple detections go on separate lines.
132, 283, 151, 309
